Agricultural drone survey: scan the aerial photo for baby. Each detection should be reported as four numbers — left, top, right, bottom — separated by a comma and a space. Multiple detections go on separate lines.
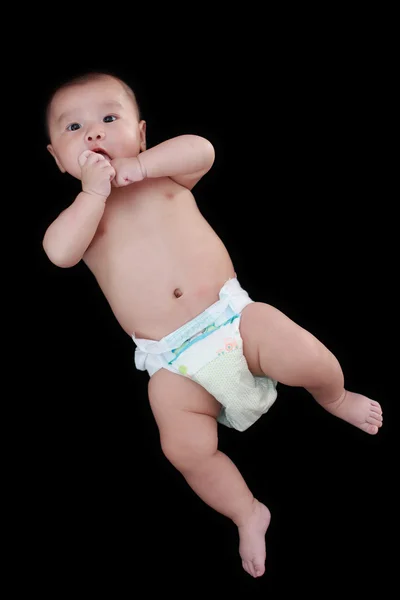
43, 72, 383, 578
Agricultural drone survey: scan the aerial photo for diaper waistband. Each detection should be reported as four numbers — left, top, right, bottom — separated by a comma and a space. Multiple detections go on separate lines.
132, 277, 253, 355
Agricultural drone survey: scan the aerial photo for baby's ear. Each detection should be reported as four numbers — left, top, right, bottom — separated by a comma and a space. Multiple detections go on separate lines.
47, 144, 66, 173
139, 120, 147, 152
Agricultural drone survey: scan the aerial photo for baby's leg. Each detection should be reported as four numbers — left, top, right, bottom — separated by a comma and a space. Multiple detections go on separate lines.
148, 368, 269, 578
240, 303, 383, 434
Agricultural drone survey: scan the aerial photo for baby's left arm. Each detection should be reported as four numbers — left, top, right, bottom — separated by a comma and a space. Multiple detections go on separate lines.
111, 135, 215, 190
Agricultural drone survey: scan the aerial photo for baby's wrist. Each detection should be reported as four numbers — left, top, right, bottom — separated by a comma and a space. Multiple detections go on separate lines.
136, 155, 147, 180
81, 189, 109, 202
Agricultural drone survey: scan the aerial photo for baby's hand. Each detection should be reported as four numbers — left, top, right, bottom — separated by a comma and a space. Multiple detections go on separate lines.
111, 157, 146, 187
78, 151, 116, 199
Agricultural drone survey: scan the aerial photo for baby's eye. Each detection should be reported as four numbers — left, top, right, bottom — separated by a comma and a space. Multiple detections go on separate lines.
103, 115, 117, 123
66, 123, 81, 131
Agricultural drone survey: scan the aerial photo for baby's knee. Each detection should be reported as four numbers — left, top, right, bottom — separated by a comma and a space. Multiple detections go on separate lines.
161, 421, 218, 472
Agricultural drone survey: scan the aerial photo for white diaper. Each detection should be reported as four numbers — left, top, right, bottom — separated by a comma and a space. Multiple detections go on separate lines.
132, 278, 278, 431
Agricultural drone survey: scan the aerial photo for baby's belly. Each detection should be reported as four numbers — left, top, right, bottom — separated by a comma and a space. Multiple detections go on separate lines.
87, 233, 235, 340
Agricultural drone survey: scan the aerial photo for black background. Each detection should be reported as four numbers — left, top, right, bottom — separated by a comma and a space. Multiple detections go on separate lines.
13, 10, 397, 597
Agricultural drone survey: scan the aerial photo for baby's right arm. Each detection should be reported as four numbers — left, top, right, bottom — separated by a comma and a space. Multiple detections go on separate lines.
43, 151, 115, 268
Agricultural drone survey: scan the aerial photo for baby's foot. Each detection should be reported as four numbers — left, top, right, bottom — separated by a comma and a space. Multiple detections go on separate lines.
324, 390, 383, 434
237, 499, 271, 578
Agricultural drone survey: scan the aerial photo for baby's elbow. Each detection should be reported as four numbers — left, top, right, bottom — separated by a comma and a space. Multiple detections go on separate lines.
204, 139, 215, 169
52, 256, 80, 269
196, 136, 215, 170
184, 134, 215, 169
42, 238, 80, 269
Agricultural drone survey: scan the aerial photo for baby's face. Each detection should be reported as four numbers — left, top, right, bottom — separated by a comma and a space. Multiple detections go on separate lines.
47, 76, 146, 180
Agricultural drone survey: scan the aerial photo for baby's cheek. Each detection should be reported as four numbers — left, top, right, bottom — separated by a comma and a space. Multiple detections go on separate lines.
69, 160, 83, 180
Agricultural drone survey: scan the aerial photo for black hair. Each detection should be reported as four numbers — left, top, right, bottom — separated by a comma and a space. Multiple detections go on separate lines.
45, 70, 142, 140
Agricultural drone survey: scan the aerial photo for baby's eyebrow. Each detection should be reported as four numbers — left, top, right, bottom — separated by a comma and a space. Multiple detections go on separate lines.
56, 110, 75, 125
100, 101, 124, 111
56, 101, 124, 125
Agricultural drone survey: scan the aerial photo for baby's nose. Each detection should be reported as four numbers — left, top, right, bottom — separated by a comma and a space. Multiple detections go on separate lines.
86, 128, 105, 142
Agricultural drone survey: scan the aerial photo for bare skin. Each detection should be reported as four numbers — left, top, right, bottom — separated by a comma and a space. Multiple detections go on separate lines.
148, 303, 383, 578
44, 75, 383, 578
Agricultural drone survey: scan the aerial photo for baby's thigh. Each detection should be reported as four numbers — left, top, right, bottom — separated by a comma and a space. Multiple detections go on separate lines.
240, 301, 334, 385
148, 369, 221, 467
239, 303, 268, 376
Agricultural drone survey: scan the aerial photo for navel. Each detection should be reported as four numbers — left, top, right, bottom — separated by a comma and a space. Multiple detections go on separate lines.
173, 288, 183, 298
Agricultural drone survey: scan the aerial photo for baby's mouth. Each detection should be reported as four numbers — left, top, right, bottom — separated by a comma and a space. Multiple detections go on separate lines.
93, 148, 112, 161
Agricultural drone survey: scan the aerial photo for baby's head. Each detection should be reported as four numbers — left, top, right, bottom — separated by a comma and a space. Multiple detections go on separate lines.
46, 72, 146, 180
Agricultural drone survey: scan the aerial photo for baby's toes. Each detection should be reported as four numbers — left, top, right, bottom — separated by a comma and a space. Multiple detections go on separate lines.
365, 423, 379, 435
253, 561, 265, 577
371, 407, 383, 419
245, 560, 257, 577
367, 414, 382, 426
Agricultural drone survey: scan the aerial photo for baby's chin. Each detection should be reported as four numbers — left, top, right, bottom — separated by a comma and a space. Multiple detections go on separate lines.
64, 167, 83, 181
69, 169, 82, 180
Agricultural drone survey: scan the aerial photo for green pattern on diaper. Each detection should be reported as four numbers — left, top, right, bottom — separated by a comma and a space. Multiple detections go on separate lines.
169, 315, 239, 365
